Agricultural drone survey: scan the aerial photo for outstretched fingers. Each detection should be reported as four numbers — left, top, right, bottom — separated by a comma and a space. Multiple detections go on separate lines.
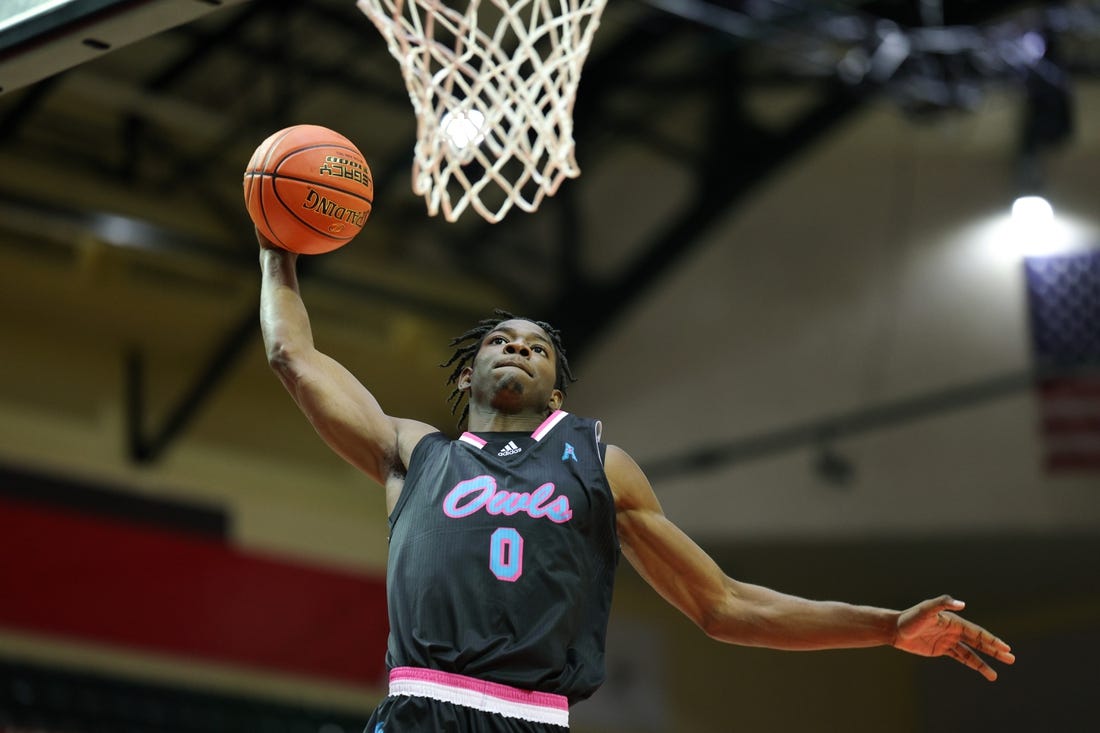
939, 613, 1015, 680
896, 596, 1016, 681
958, 618, 1016, 665
945, 643, 999, 681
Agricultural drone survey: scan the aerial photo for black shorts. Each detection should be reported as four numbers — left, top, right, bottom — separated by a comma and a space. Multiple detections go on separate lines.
365, 667, 570, 733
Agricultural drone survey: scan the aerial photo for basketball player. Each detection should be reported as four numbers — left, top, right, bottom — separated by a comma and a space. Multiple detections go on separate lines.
257, 233, 1015, 732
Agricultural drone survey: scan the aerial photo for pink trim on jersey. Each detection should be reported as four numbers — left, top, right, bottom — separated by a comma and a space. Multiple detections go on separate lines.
389, 667, 569, 726
458, 432, 487, 448
459, 411, 567, 448
531, 410, 568, 441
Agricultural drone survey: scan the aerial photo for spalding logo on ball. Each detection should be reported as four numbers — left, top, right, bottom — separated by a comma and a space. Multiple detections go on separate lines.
243, 124, 373, 255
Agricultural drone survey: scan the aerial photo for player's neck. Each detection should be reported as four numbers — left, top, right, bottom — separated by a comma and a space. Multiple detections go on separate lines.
466, 405, 553, 434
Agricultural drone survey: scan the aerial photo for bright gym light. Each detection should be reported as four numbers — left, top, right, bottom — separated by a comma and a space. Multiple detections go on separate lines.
998, 195, 1083, 258
1011, 195, 1053, 229
1009, 195, 1061, 256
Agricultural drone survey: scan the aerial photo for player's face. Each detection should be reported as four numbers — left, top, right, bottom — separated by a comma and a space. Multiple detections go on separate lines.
462, 319, 562, 413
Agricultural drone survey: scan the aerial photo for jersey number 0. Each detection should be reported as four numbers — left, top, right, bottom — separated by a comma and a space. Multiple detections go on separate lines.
489, 528, 524, 582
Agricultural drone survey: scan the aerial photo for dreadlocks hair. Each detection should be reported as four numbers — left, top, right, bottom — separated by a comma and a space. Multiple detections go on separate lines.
442, 309, 576, 427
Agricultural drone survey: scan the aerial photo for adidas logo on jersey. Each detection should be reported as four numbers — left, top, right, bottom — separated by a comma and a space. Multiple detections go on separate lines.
497, 441, 522, 456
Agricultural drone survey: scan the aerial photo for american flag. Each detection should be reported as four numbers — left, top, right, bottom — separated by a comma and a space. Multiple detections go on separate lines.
1024, 249, 1100, 472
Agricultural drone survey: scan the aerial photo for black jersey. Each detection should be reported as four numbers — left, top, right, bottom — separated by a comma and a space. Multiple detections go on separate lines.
384, 410, 619, 704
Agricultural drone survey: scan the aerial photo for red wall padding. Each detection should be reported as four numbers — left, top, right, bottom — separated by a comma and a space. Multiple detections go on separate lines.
0, 495, 388, 687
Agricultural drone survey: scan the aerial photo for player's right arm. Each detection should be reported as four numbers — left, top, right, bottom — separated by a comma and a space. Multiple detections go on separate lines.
258, 234, 436, 501
605, 444, 1015, 680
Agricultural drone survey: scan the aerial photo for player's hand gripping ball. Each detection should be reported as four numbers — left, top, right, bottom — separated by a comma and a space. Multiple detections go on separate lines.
243, 124, 373, 255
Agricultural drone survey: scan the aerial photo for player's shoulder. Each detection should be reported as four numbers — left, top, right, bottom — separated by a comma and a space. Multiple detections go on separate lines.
393, 416, 442, 440
603, 443, 636, 469
393, 417, 445, 465
601, 443, 656, 510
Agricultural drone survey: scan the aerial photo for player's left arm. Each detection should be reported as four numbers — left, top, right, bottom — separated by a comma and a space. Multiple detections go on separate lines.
604, 444, 1015, 680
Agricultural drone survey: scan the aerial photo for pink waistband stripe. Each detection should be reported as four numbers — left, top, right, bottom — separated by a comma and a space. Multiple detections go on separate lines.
388, 667, 569, 727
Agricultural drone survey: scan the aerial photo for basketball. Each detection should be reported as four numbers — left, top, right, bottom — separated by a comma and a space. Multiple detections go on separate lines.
243, 124, 373, 255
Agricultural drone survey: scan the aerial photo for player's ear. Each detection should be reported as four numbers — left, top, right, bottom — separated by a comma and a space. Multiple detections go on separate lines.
458, 366, 473, 391
548, 389, 563, 411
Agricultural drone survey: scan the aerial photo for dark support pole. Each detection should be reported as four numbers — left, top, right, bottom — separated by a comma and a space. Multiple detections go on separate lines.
127, 303, 260, 464
125, 350, 148, 463
557, 80, 866, 359
641, 364, 1100, 480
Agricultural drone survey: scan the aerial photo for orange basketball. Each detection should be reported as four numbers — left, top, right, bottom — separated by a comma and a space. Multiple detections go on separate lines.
243, 125, 373, 255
